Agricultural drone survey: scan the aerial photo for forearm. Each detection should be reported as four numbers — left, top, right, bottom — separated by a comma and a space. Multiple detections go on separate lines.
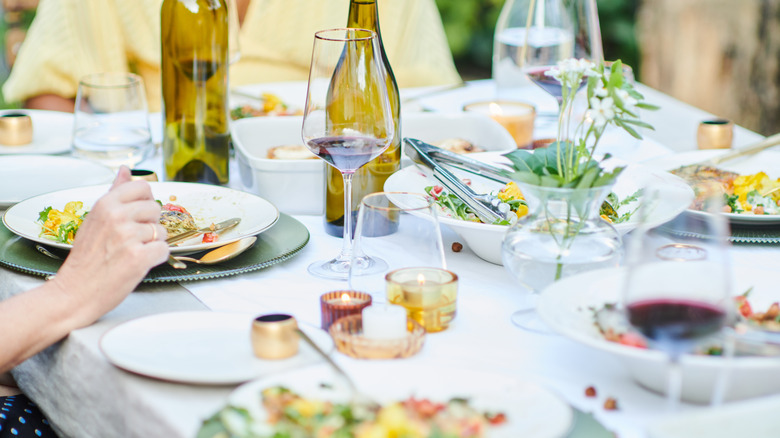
24, 94, 76, 112
0, 280, 85, 373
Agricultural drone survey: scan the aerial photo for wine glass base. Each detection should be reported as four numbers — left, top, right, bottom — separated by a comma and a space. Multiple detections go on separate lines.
510, 309, 556, 335
350, 255, 388, 276
307, 258, 350, 280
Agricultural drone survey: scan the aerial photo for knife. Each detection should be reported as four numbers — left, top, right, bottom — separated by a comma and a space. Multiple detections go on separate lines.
166, 217, 241, 246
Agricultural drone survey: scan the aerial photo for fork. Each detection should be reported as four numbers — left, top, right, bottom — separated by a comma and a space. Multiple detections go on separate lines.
296, 328, 378, 409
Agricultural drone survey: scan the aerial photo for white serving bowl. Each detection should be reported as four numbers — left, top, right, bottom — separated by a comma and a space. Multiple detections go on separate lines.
538, 266, 780, 404
231, 113, 517, 215
232, 116, 320, 215
384, 156, 694, 265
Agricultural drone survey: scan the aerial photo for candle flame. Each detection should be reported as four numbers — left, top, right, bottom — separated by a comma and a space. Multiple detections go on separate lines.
417, 274, 426, 286
341, 293, 351, 303
489, 102, 503, 116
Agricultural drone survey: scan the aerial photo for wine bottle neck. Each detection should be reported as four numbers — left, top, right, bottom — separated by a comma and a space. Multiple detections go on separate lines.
347, 0, 380, 34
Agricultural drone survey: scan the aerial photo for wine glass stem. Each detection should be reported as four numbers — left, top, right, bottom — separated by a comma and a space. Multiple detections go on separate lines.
339, 172, 355, 262
667, 354, 682, 412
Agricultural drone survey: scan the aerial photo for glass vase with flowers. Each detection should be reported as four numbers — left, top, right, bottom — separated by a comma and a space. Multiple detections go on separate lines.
501, 58, 658, 332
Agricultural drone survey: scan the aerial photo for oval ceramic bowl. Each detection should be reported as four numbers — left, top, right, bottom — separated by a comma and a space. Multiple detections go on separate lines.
537, 265, 780, 403
231, 112, 517, 215
385, 155, 694, 265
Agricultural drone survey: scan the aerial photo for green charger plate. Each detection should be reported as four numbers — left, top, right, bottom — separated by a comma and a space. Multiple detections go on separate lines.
0, 213, 309, 283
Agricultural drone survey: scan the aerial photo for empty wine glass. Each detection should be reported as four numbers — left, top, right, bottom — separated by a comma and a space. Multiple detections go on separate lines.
302, 28, 395, 279
623, 186, 732, 410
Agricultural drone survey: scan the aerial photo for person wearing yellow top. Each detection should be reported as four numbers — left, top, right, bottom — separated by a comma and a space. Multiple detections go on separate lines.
2, 0, 461, 112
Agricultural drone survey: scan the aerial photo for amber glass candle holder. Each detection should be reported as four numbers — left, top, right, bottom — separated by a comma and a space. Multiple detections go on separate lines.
463, 100, 535, 149
386, 268, 458, 333
320, 290, 372, 330
329, 315, 425, 359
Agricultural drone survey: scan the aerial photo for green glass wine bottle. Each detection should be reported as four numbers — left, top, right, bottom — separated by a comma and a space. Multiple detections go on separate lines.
161, 0, 230, 185
323, 0, 401, 237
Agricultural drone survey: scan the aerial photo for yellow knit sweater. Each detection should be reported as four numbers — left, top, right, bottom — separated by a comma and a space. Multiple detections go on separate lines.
3, 0, 461, 111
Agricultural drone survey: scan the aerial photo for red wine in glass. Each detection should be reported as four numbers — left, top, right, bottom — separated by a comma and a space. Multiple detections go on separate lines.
526, 66, 587, 104
306, 136, 387, 174
627, 298, 726, 353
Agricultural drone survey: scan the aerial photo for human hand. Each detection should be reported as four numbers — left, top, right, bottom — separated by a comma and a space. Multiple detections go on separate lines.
51, 166, 168, 328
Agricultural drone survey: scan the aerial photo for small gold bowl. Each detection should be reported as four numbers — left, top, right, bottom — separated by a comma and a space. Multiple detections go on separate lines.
251, 313, 300, 360
0, 112, 32, 146
328, 314, 425, 360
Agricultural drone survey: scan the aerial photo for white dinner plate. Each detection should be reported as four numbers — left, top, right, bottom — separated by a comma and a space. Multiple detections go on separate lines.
648, 393, 780, 438
644, 149, 780, 224
385, 154, 694, 264
537, 265, 780, 403
100, 311, 334, 385
0, 109, 73, 155
0, 155, 115, 208
2, 181, 279, 253
227, 363, 572, 438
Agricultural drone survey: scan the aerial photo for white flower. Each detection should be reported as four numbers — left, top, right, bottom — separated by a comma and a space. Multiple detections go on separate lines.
589, 97, 615, 127
577, 59, 599, 77
544, 66, 562, 82
594, 83, 608, 98
616, 89, 638, 113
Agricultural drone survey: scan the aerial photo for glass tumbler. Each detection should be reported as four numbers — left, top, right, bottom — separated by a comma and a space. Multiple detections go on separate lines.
72, 72, 153, 168
349, 192, 456, 332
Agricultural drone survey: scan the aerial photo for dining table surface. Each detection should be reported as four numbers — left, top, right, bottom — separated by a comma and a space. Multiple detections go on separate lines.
1, 79, 778, 438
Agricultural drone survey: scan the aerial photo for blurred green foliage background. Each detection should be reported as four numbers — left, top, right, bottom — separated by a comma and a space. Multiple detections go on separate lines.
0, 0, 640, 107
435, 0, 640, 80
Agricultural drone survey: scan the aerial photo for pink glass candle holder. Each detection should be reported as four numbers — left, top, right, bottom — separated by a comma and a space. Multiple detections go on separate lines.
320, 290, 372, 330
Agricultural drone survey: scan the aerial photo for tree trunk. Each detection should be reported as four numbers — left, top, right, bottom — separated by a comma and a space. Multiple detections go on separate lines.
637, 0, 780, 135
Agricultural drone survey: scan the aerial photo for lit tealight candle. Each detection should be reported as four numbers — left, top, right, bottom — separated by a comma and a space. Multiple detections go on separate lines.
463, 100, 536, 149
361, 303, 408, 340
386, 268, 458, 332
320, 290, 372, 330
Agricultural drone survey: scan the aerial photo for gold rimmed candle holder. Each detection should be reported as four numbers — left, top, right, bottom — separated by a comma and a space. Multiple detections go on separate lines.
329, 315, 425, 359
0, 112, 32, 146
251, 313, 300, 360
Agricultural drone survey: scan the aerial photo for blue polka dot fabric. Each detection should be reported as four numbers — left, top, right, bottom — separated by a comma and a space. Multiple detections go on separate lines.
0, 396, 56, 438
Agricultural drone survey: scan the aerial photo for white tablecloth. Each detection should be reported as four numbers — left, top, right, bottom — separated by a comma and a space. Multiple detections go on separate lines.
1, 80, 774, 438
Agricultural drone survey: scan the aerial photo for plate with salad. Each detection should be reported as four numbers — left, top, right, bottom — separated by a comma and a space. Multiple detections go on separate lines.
2, 182, 279, 254
385, 154, 693, 265
537, 265, 780, 403
645, 149, 780, 224
198, 363, 572, 438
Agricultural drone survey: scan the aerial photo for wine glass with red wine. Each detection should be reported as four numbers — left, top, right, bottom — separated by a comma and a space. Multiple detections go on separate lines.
518, 0, 603, 113
623, 186, 732, 410
302, 28, 395, 279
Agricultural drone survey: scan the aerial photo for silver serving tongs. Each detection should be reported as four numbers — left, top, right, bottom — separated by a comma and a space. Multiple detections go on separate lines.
415, 140, 512, 185
403, 138, 512, 224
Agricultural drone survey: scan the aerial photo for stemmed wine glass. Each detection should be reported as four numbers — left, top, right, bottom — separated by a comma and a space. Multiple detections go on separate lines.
302, 28, 395, 279
623, 186, 732, 410
511, 0, 602, 121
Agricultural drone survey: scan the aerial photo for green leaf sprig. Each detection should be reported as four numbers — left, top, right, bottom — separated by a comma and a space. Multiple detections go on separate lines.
503, 59, 659, 189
